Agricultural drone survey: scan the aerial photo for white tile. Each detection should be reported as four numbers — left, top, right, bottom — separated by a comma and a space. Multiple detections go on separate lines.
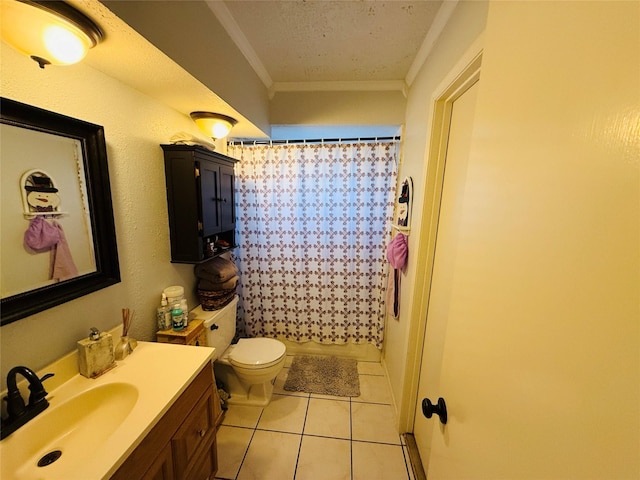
309, 391, 351, 400
257, 394, 308, 434
351, 402, 401, 445
296, 436, 351, 480
222, 404, 264, 428
304, 398, 351, 439
236, 430, 301, 480
216, 425, 254, 479
357, 361, 385, 376
352, 441, 410, 480
352, 374, 393, 404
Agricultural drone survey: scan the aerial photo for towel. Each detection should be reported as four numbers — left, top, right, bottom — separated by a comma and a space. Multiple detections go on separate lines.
24, 216, 60, 251
198, 275, 239, 291
194, 256, 238, 283
386, 233, 408, 318
50, 221, 78, 281
386, 233, 408, 270
198, 288, 237, 311
24, 217, 78, 281
169, 131, 216, 151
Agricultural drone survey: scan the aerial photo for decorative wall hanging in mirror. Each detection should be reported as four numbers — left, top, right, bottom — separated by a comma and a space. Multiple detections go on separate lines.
0, 97, 120, 325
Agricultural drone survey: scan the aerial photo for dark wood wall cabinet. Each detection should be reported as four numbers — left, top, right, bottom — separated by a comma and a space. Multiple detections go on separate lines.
162, 144, 238, 263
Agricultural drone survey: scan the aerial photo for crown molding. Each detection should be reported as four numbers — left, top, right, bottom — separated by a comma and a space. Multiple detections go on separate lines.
269, 80, 408, 99
405, 0, 459, 86
205, 0, 273, 89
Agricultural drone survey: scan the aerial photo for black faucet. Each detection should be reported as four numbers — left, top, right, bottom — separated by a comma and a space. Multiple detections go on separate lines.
1, 367, 54, 440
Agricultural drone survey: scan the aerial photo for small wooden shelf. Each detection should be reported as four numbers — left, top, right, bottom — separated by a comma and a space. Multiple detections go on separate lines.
157, 319, 206, 347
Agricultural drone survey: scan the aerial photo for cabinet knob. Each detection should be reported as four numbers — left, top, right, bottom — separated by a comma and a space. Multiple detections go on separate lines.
198, 429, 206, 437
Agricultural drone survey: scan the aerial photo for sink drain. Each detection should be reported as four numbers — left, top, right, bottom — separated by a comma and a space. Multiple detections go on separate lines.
38, 450, 62, 467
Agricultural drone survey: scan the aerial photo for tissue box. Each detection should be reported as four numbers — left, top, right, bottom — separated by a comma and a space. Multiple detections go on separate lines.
77, 332, 115, 378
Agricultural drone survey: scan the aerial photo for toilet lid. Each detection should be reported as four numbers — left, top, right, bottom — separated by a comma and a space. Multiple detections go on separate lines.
228, 338, 286, 367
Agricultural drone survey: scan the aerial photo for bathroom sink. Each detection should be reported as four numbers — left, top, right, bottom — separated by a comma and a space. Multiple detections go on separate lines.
0, 341, 214, 480
1, 382, 138, 479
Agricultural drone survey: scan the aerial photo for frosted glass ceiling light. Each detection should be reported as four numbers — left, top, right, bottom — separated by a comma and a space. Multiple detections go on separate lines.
190, 112, 238, 141
1, 0, 103, 68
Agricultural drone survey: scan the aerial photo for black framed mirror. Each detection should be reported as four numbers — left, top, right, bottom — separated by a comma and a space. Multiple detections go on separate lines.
1, 97, 120, 325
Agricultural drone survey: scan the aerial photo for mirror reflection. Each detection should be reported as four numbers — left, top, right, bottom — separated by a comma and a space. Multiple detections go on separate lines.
0, 97, 120, 325
1, 124, 97, 298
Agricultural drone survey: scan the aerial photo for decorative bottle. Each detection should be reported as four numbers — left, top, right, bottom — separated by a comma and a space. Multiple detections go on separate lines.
156, 293, 171, 330
171, 303, 185, 331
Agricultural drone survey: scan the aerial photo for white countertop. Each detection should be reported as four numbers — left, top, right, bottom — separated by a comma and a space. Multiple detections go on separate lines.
0, 341, 215, 480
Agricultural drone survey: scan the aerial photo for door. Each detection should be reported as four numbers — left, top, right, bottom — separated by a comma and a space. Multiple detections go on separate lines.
218, 164, 236, 232
200, 160, 221, 237
412, 2, 639, 478
413, 79, 479, 474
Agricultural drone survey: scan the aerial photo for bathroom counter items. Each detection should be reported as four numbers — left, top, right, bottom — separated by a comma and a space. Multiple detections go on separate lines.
0, 341, 215, 480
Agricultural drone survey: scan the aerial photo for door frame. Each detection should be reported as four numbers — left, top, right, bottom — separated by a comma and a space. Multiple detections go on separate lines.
398, 47, 483, 434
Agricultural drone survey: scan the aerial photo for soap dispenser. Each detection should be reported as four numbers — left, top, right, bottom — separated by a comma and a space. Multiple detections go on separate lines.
77, 327, 115, 378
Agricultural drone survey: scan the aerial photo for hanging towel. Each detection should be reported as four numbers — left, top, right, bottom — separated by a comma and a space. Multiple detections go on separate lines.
24, 216, 60, 252
50, 221, 78, 281
386, 233, 408, 318
24, 217, 78, 282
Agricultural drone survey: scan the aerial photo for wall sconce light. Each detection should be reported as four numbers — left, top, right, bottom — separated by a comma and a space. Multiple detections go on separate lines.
1, 0, 103, 68
190, 112, 238, 141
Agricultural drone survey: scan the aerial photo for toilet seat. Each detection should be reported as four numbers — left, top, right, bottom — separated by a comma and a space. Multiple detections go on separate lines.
228, 338, 286, 369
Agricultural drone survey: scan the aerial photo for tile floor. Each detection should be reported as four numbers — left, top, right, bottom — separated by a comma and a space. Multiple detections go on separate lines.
215, 356, 416, 480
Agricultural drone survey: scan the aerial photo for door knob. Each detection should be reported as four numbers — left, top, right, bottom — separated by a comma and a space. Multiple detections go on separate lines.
422, 397, 448, 424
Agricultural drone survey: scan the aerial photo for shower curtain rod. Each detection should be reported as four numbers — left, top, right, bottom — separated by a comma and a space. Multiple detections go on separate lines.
229, 136, 400, 146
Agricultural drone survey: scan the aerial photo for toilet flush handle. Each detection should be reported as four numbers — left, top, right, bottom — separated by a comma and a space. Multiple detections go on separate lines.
210, 324, 219, 331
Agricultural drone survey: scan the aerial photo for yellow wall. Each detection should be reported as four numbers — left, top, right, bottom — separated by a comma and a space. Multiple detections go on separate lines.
383, 0, 489, 416
270, 90, 406, 127
392, 0, 639, 475
0, 44, 208, 389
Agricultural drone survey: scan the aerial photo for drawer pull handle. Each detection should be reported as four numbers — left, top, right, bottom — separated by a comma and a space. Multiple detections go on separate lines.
198, 429, 206, 437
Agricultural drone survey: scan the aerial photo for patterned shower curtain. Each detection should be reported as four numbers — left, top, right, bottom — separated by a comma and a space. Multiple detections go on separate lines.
228, 140, 398, 349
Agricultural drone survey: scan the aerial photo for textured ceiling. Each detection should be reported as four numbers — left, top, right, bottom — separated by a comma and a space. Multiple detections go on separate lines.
221, 0, 443, 84
77, 0, 449, 138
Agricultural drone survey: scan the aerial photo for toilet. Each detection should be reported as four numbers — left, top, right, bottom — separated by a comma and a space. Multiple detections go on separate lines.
192, 295, 286, 406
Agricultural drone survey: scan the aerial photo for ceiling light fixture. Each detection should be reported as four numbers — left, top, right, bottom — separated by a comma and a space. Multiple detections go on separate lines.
190, 112, 238, 141
1, 0, 103, 69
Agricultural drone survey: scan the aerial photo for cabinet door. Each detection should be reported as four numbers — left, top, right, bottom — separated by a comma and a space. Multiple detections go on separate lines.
199, 160, 221, 237
141, 443, 174, 480
218, 164, 235, 232
172, 390, 216, 478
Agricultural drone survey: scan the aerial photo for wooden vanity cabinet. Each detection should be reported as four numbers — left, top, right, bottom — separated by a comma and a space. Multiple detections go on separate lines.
161, 144, 238, 263
111, 364, 217, 480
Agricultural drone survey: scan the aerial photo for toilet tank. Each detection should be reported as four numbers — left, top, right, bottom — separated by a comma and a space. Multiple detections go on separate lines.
192, 295, 239, 361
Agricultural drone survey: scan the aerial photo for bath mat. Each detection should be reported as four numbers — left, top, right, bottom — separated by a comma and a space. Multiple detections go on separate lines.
283, 355, 360, 397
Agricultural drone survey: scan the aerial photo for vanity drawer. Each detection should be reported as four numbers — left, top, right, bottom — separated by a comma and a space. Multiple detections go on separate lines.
172, 388, 215, 477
